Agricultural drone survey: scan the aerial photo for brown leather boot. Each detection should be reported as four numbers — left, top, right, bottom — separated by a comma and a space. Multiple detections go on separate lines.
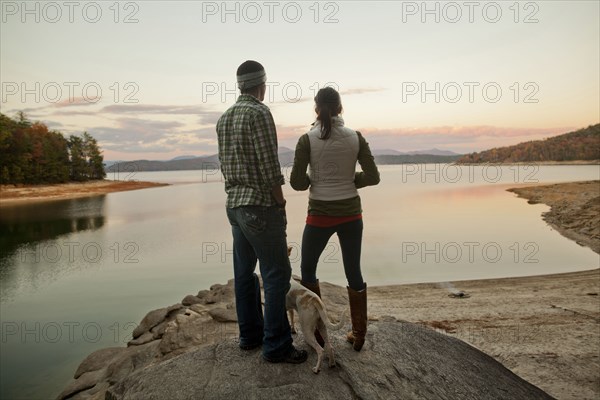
300, 280, 325, 347
346, 284, 367, 351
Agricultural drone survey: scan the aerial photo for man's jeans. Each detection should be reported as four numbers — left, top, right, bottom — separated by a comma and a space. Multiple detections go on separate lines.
226, 205, 292, 359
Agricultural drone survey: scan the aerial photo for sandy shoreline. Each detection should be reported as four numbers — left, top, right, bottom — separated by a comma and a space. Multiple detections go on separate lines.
508, 180, 600, 254
0, 180, 168, 206
367, 269, 599, 400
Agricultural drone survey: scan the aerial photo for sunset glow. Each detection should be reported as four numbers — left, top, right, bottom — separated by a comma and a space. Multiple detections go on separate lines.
1, 1, 598, 160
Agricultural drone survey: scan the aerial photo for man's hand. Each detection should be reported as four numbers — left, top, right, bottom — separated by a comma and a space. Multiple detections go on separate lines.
271, 184, 286, 207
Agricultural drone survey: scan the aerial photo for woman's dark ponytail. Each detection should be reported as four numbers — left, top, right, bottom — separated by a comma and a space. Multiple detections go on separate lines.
314, 87, 342, 140
319, 107, 332, 140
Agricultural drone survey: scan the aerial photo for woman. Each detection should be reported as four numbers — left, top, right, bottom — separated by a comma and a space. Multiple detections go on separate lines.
290, 87, 380, 351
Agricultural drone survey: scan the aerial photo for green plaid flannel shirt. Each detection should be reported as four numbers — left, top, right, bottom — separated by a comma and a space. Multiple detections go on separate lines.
216, 94, 284, 208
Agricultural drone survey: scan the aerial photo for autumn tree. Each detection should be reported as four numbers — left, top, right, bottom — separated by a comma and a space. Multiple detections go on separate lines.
0, 112, 105, 184
457, 124, 600, 163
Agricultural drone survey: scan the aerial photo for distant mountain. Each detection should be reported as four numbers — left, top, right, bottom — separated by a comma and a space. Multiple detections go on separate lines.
372, 148, 460, 156
103, 160, 119, 168
171, 155, 198, 161
278, 146, 294, 155
372, 149, 406, 156
407, 148, 460, 156
105, 146, 464, 174
457, 124, 600, 163
278, 147, 295, 168
104, 155, 198, 168
106, 154, 220, 173
374, 154, 462, 164
105, 148, 297, 173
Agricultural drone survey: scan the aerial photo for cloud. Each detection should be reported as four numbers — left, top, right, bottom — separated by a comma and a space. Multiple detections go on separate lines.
4, 106, 48, 118
340, 87, 385, 96
275, 124, 310, 140
349, 125, 577, 153
8, 98, 579, 157
102, 104, 201, 115
183, 126, 217, 140
101, 104, 222, 125
43, 119, 64, 128
97, 121, 581, 160
359, 125, 574, 139
17, 102, 223, 123
5, 102, 225, 155
90, 118, 184, 152
274, 124, 579, 154
53, 97, 98, 107
52, 109, 101, 116
89, 117, 221, 154
4, 97, 98, 117
270, 86, 387, 106
197, 112, 221, 125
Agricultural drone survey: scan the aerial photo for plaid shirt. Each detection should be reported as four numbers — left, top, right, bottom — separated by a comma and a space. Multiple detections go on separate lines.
216, 94, 284, 208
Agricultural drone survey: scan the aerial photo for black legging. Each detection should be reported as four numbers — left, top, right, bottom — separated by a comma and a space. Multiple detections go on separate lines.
300, 218, 365, 291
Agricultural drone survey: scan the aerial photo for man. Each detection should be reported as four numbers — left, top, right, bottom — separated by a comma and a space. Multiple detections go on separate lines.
216, 60, 307, 364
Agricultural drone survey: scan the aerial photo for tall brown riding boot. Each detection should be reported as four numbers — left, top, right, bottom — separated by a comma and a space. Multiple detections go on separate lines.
346, 284, 367, 351
300, 280, 325, 347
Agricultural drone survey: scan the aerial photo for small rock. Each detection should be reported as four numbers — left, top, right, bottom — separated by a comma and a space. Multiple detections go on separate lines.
204, 280, 234, 304
379, 315, 397, 322
208, 307, 238, 322
83, 382, 111, 400
132, 304, 183, 339
127, 331, 154, 347
106, 340, 161, 385
189, 303, 208, 314
184, 309, 201, 317
150, 321, 168, 339
56, 368, 106, 400
158, 315, 218, 355
182, 295, 203, 306
73, 347, 123, 379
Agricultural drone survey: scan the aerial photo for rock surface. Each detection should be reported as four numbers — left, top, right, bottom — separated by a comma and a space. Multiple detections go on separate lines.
105, 318, 553, 400
58, 278, 555, 400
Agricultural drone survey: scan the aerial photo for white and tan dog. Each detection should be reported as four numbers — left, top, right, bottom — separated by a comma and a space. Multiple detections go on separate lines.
286, 279, 346, 374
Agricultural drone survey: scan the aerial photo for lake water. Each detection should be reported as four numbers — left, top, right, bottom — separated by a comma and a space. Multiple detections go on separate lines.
1, 164, 599, 399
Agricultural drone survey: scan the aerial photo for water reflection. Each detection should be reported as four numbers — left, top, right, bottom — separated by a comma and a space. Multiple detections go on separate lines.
0, 196, 106, 259
0, 196, 106, 301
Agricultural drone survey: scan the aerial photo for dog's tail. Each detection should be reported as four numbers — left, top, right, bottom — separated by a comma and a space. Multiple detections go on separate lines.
317, 303, 347, 331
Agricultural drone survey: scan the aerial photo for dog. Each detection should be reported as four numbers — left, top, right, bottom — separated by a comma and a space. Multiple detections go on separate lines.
286, 279, 346, 374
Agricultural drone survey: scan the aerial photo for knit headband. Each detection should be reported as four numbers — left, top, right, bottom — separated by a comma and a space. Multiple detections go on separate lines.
237, 70, 267, 90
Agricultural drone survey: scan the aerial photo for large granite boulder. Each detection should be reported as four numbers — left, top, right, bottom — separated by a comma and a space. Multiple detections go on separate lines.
105, 318, 553, 400
57, 279, 554, 400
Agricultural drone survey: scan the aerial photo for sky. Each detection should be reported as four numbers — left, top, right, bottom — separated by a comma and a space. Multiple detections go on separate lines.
1, 0, 599, 161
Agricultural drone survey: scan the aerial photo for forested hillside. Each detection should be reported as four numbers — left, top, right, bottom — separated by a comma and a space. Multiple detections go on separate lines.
0, 113, 105, 184
457, 124, 599, 163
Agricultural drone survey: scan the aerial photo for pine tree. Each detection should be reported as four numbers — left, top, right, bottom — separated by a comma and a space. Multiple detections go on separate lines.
69, 135, 87, 181
83, 132, 105, 180
16, 111, 31, 127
